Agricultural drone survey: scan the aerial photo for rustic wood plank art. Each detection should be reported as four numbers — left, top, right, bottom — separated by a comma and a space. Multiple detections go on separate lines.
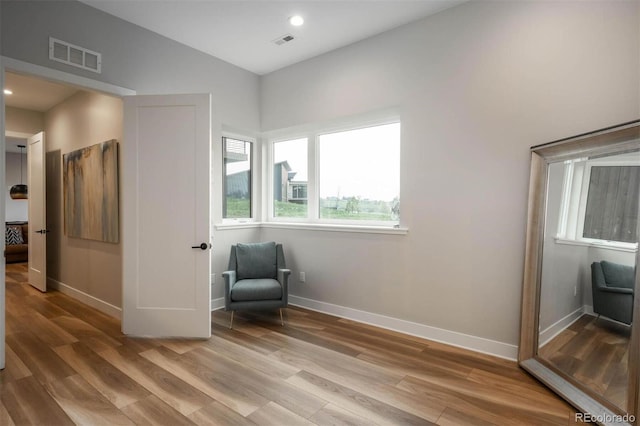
63, 140, 119, 243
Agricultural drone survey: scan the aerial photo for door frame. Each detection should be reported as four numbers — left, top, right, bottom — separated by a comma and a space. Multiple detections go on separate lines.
0, 56, 136, 369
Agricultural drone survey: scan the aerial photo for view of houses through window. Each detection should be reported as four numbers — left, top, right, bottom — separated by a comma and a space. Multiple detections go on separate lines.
271, 121, 400, 224
223, 137, 252, 219
273, 138, 308, 218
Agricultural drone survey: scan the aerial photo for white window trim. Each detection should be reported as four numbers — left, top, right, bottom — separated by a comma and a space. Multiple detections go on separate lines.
556, 155, 639, 252
265, 110, 401, 227
214, 221, 408, 235
221, 132, 257, 224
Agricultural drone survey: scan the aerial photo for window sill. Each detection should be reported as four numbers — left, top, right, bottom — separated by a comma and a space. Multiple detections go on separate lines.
215, 222, 261, 231
215, 221, 408, 235
262, 222, 408, 235
554, 237, 638, 253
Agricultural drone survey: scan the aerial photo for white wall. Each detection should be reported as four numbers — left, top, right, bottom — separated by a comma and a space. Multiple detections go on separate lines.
4, 152, 28, 222
257, 0, 640, 352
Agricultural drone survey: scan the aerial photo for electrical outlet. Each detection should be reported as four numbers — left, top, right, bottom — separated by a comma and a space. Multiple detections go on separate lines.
574, 285, 577, 296
211, 273, 216, 285
299, 271, 306, 283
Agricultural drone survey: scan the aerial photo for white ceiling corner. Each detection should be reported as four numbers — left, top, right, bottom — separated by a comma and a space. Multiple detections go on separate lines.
78, 0, 468, 75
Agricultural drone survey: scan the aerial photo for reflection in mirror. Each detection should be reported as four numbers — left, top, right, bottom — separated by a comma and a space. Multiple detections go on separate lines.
538, 149, 638, 412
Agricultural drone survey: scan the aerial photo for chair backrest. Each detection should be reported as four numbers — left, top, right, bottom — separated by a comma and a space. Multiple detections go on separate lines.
598, 261, 635, 290
230, 242, 278, 280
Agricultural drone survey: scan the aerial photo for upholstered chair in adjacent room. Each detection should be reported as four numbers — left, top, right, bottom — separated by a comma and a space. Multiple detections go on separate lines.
222, 242, 290, 329
591, 260, 635, 325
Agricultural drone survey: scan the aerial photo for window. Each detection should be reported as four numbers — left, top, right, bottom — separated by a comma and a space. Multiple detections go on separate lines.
583, 165, 639, 243
319, 123, 400, 222
269, 119, 401, 226
273, 138, 308, 218
557, 151, 640, 248
223, 137, 252, 219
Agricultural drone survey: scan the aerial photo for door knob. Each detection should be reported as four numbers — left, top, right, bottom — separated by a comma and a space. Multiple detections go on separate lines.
36, 229, 49, 234
191, 243, 210, 250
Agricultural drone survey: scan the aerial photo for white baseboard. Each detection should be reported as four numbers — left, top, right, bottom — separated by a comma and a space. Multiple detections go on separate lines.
47, 277, 122, 320
288, 295, 518, 360
211, 297, 225, 311
539, 306, 584, 348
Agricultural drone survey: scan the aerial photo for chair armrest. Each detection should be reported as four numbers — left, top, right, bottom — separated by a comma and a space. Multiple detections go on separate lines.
278, 268, 291, 305
601, 286, 633, 295
222, 270, 236, 309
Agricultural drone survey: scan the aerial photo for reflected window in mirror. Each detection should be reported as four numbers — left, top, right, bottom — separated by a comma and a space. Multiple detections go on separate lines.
555, 152, 640, 251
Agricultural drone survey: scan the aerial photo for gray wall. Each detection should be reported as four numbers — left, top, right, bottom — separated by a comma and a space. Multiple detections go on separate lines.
258, 0, 640, 347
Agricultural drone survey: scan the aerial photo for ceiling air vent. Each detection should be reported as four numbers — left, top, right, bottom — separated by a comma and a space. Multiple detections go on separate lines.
272, 34, 295, 46
49, 37, 102, 73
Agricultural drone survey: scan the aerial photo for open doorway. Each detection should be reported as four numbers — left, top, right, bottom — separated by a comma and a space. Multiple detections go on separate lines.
4, 70, 124, 315
5, 136, 29, 264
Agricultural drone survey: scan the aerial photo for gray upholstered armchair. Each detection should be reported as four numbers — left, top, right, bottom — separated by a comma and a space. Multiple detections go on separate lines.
222, 242, 290, 329
591, 260, 635, 325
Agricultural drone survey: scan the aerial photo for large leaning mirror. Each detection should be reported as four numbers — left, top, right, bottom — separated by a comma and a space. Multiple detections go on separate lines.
520, 121, 640, 426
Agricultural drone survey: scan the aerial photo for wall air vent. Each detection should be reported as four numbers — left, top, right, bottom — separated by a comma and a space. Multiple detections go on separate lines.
272, 34, 295, 46
49, 37, 102, 73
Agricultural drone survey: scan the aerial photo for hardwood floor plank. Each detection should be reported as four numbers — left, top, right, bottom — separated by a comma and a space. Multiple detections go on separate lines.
0, 346, 32, 385
0, 376, 75, 425
436, 406, 496, 426
397, 374, 571, 426
211, 321, 282, 355
0, 399, 16, 426
15, 311, 78, 347
120, 394, 197, 425
287, 370, 438, 425
139, 345, 268, 417
51, 315, 123, 352
180, 346, 328, 419
97, 345, 213, 416
265, 332, 405, 386
5, 331, 77, 384
188, 400, 258, 426
44, 374, 136, 425
247, 401, 316, 426
53, 342, 151, 408
201, 335, 301, 380
309, 402, 378, 426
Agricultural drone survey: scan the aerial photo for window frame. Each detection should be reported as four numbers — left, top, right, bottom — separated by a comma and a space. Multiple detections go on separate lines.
266, 115, 401, 227
222, 133, 256, 223
556, 154, 639, 251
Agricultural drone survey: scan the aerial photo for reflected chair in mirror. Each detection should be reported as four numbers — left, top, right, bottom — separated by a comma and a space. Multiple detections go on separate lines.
222, 242, 291, 329
591, 260, 635, 325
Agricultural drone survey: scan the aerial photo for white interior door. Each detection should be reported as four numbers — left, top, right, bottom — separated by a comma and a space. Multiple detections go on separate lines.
28, 131, 46, 292
122, 94, 211, 338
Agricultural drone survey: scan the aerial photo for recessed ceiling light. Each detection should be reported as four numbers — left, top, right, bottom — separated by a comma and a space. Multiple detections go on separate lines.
289, 15, 304, 27
3, 89, 13, 95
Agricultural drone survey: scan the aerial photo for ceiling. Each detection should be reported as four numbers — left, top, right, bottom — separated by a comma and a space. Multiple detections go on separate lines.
4, 72, 80, 152
5, 72, 79, 113
79, 0, 467, 75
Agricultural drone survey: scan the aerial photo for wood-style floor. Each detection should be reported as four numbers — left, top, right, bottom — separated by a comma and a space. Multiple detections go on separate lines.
539, 313, 631, 411
1, 262, 582, 425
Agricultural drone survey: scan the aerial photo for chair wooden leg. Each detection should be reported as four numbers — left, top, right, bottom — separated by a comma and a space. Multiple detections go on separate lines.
229, 311, 234, 329
280, 308, 284, 326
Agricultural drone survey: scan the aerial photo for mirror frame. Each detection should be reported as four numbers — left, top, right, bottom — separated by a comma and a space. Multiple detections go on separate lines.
519, 120, 640, 426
